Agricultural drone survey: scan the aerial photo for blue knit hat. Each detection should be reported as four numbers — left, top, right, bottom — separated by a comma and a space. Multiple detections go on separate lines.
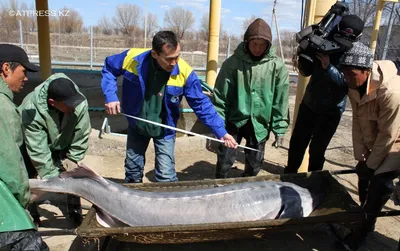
340, 42, 373, 69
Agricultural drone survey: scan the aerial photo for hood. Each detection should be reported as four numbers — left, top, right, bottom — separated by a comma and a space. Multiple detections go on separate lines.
233, 42, 277, 63
367, 60, 399, 94
244, 18, 272, 43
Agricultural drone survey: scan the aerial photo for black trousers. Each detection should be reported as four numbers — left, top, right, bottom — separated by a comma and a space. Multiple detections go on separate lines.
0, 230, 49, 251
357, 171, 398, 233
215, 121, 266, 179
285, 102, 342, 173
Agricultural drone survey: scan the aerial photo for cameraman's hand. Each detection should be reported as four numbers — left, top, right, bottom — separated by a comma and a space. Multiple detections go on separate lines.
316, 53, 330, 70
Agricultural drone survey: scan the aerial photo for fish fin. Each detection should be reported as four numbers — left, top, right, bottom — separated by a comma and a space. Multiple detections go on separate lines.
275, 204, 285, 219
59, 163, 109, 186
94, 206, 128, 228
29, 188, 46, 203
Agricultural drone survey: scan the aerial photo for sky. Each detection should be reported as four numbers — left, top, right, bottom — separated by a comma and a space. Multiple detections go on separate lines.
22, 0, 304, 37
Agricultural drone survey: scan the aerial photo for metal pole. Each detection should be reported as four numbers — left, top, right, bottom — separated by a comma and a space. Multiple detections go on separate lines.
226, 29, 231, 60
19, 20, 23, 49
144, 0, 148, 48
370, 0, 385, 56
382, 2, 396, 60
35, 0, 52, 80
90, 26, 93, 70
273, 4, 285, 60
206, 0, 221, 88
120, 113, 260, 152
293, 0, 317, 128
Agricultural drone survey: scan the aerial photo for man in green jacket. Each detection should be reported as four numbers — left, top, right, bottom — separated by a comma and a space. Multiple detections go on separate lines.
0, 44, 49, 250
213, 18, 290, 178
19, 73, 91, 226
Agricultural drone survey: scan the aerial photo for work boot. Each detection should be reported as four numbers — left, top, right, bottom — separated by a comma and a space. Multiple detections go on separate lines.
341, 230, 367, 251
67, 194, 83, 226
32, 215, 41, 229
68, 209, 83, 226
28, 202, 41, 228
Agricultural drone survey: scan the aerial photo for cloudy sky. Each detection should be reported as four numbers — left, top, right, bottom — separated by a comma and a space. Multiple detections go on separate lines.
29, 0, 304, 37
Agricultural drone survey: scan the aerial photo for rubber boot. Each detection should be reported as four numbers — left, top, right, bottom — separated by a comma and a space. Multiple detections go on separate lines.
67, 194, 83, 226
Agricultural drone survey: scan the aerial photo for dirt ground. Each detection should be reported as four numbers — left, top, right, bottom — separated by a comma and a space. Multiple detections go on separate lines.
34, 87, 400, 251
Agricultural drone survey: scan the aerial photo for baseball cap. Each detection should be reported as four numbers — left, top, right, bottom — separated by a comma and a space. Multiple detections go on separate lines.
0, 44, 40, 72
47, 78, 86, 107
333, 14, 364, 48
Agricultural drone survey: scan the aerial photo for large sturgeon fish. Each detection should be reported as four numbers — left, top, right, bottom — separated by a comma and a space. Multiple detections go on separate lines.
29, 164, 324, 227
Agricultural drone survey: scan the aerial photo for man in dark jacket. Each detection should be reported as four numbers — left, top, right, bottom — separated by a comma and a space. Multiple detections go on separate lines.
285, 15, 364, 173
213, 18, 290, 178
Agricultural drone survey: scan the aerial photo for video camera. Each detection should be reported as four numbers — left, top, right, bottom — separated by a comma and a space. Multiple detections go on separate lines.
295, 1, 355, 76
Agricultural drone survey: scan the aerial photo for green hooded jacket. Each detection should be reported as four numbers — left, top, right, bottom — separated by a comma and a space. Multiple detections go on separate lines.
213, 41, 290, 142
0, 78, 30, 208
0, 78, 34, 232
18, 73, 91, 179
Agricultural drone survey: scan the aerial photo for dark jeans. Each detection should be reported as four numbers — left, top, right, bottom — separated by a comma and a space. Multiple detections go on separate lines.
216, 121, 266, 179
124, 126, 177, 183
285, 102, 341, 173
0, 230, 49, 251
357, 171, 398, 233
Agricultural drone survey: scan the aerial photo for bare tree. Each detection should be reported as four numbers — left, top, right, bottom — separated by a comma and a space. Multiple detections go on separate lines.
0, 0, 24, 39
198, 12, 225, 42
58, 7, 83, 33
143, 12, 158, 38
199, 12, 209, 41
113, 4, 142, 36
98, 15, 113, 35
347, 0, 377, 26
49, 16, 60, 33
19, 2, 36, 32
242, 15, 258, 31
280, 30, 297, 49
163, 7, 194, 40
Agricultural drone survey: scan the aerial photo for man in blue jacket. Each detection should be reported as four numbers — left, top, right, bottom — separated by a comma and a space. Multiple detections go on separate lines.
101, 31, 237, 183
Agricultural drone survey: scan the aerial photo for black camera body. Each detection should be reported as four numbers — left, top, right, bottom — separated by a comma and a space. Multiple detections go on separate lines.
296, 1, 350, 76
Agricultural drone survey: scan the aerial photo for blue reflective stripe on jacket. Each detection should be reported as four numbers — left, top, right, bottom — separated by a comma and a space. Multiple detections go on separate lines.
101, 49, 227, 139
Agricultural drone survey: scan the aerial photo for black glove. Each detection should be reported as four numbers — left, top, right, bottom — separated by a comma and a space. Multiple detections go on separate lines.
355, 161, 374, 180
272, 136, 284, 148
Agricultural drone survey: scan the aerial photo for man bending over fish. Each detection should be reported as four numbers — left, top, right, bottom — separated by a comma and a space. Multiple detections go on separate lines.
19, 73, 91, 227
